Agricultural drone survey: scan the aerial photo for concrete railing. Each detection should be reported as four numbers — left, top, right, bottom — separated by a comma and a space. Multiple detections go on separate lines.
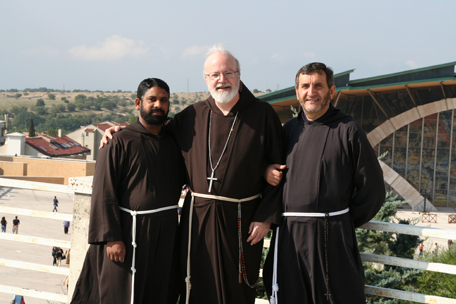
1, 177, 456, 303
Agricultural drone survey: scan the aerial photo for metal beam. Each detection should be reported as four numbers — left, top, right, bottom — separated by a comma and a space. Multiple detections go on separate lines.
333, 91, 342, 107
360, 253, 456, 275
365, 285, 456, 303
405, 85, 417, 107
440, 82, 447, 99
0, 232, 71, 248
0, 284, 67, 303
367, 90, 390, 118
360, 221, 456, 239
0, 206, 72, 221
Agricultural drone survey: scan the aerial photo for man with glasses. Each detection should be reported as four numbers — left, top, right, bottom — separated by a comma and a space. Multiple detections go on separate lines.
172, 45, 284, 304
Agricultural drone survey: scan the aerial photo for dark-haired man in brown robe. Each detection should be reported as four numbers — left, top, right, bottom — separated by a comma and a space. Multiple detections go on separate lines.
264, 63, 385, 304
71, 78, 185, 304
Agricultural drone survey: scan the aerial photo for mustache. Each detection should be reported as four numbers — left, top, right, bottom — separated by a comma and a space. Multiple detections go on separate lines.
216, 83, 232, 89
149, 109, 165, 115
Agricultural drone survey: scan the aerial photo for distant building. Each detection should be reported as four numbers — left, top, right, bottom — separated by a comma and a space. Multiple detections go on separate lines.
0, 120, 6, 146
66, 121, 129, 160
0, 131, 90, 159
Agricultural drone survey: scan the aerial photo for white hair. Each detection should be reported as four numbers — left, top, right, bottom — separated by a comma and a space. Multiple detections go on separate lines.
203, 43, 241, 75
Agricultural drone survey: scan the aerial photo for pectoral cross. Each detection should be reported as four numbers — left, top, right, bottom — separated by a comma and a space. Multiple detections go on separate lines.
207, 170, 217, 192
325, 291, 331, 301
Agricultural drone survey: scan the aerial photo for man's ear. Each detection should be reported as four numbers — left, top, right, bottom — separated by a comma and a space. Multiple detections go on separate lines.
330, 85, 336, 100
135, 98, 141, 110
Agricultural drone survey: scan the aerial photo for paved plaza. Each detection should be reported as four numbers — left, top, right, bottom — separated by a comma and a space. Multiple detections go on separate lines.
0, 186, 455, 304
0, 186, 73, 304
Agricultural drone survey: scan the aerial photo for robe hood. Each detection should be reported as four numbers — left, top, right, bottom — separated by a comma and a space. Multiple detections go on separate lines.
124, 120, 169, 138
297, 103, 350, 126
205, 81, 257, 115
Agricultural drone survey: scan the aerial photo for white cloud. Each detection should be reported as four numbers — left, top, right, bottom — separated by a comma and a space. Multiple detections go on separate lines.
182, 45, 210, 60
23, 46, 61, 56
68, 35, 149, 61
271, 54, 280, 59
405, 60, 419, 69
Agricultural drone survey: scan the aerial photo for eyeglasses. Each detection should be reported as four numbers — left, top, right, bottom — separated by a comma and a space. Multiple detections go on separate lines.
204, 71, 238, 81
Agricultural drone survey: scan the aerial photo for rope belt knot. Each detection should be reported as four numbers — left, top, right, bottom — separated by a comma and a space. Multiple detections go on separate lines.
271, 207, 349, 304
119, 204, 178, 304
185, 191, 261, 304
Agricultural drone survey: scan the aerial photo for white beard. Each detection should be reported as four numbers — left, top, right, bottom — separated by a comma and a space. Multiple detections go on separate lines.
209, 79, 240, 104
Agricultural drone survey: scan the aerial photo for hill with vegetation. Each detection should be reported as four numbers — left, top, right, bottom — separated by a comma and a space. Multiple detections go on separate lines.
0, 88, 266, 136
0, 89, 215, 136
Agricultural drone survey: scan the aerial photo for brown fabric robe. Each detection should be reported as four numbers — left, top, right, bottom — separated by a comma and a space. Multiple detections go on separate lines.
71, 122, 185, 304
170, 83, 284, 304
264, 105, 385, 304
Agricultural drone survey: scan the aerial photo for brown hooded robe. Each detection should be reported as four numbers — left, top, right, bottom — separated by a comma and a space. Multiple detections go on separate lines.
171, 83, 284, 304
264, 105, 385, 304
71, 122, 185, 304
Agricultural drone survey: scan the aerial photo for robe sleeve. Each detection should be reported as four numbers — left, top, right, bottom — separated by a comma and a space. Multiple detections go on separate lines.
348, 124, 385, 227
251, 104, 285, 225
88, 136, 124, 244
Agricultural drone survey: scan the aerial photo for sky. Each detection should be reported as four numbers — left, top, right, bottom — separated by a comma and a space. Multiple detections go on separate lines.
1, 0, 455, 93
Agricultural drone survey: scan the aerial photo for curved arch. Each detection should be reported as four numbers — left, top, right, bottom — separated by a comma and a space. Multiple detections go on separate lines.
366, 98, 456, 211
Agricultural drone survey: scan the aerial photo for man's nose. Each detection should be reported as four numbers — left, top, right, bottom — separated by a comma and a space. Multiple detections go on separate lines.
218, 73, 227, 82
308, 85, 317, 96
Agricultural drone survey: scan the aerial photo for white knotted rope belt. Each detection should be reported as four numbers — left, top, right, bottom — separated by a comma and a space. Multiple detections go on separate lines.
270, 207, 349, 304
185, 191, 261, 304
119, 205, 178, 304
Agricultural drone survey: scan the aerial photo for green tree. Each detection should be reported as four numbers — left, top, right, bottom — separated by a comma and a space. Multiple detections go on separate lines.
15, 93, 22, 99
67, 103, 76, 112
48, 93, 56, 100
10, 106, 28, 117
359, 192, 423, 303
28, 118, 36, 137
417, 244, 456, 298
36, 99, 45, 107
75, 94, 87, 103
47, 127, 57, 136
61, 97, 69, 103
34, 106, 47, 115
253, 89, 259, 93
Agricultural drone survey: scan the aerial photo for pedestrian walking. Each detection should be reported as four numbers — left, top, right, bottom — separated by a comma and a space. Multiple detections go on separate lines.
52, 246, 58, 266
11, 294, 25, 304
12, 216, 20, 234
1, 216, 6, 233
56, 247, 63, 267
418, 241, 423, 255
63, 221, 70, 234
53, 196, 59, 212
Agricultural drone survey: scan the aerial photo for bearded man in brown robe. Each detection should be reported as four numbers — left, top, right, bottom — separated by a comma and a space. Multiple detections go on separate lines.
72, 78, 185, 304
101, 45, 284, 304
173, 45, 284, 304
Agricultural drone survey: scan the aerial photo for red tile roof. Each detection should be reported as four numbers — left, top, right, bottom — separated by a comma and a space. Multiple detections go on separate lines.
91, 121, 129, 132
26, 135, 90, 157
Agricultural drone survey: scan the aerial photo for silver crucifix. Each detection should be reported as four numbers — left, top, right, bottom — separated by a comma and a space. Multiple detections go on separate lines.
207, 170, 217, 192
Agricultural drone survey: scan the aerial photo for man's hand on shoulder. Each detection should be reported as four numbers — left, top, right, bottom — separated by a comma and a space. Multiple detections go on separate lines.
99, 126, 124, 149
106, 241, 126, 262
247, 222, 271, 245
264, 164, 286, 186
